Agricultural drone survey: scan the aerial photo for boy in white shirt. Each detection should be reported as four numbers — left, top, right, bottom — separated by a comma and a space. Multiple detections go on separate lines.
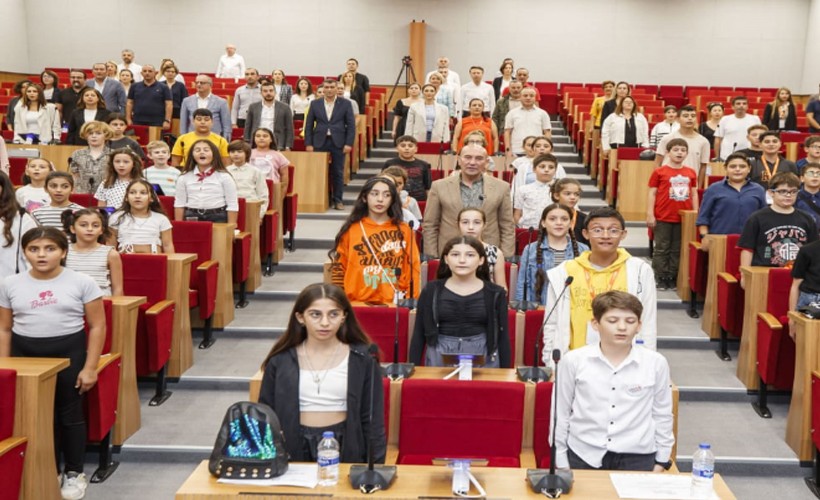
514, 153, 557, 229
143, 140, 180, 196
553, 290, 674, 472
226, 140, 268, 217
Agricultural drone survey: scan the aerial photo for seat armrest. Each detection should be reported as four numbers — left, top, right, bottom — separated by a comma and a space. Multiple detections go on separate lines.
145, 299, 175, 316
757, 311, 784, 330
0, 436, 26, 457
94, 352, 121, 374
717, 272, 737, 284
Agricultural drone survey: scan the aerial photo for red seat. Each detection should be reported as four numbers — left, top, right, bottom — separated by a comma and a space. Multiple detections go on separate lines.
120, 254, 176, 405
158, 195, 176, 220
126, 125, 151, 146
430, 169, 445, 182
170, 221, 220, 348
397, 379, 525, 467
687, 239, 708, 319
69, 193, 96, 207
515, 227, 538, 257
533, 382, 554, 468
353, 306, 410, 363
260, 181, 280, 276
754, 268, 795, 418
0, 369, 26, 499
416, 142, 449, 155
523, 309, 546, 367
8, 157, 26, 185
716, 234, 744, 361
232, 199, 253, 308
417, 200, 426, 217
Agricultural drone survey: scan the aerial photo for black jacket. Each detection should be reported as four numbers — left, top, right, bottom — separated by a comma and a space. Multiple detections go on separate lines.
67, 108, 111, 145
258, 342, 386, 464
409, 279, 511, 367
762, 102, 797, 131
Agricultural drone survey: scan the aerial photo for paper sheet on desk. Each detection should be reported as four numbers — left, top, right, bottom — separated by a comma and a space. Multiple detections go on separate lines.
217, 463, 318, 488
610, 473, 720, 499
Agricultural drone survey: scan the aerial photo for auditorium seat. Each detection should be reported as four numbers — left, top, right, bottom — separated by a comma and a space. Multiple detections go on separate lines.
121, 254, 176, 405
260, 180, 280, 276
516, 227, 538, 257
158, 195, 175, 220
232, 199, 253, 308
69, 193, 95, 207
397, 379, 525, 467
354, 306, 410, 363
754, 268, 795, 419
170, 221, 220, 348
533, 381, 554, 468
687, 238, 707, 319
8, 157, 26, 184
522, 309, 546, 367
716, 234, 744, 361
279, 167, 298, 252
0, 369, 26, 500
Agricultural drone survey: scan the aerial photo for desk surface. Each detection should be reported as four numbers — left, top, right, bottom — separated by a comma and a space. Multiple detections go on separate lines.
176, 461, 736, 499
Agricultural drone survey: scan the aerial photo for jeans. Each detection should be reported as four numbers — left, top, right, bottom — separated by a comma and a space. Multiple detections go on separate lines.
797, 291, 820, 309
652, 221, 681, 281
568, 447, 655, 471
315, 142, 346, 205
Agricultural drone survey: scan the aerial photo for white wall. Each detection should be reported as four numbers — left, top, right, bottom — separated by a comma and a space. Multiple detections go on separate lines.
800, 0, 820, 93
1, 0, 30, 73
17, 0, 817, 92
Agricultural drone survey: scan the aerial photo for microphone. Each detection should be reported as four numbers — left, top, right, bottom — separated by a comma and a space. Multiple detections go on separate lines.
350, 345, 397, 492
478, 195, 485, 202
516, 276, 573, 383
526, 348, 574, 497
398, 221, 417, 310
386, 269, 415, 379
511, 227, 537, 311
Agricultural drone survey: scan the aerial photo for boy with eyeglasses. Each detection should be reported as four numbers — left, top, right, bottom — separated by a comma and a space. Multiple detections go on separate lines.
796, 162, 820, 231
541, 207, 656, 366
738, 172, 818, 289
797, 136, 820, 174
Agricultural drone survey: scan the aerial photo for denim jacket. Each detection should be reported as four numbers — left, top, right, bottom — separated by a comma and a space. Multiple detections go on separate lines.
514, 236, 589, 304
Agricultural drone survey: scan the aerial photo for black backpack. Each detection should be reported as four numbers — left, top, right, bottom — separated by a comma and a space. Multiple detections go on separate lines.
208, 402, 289, 480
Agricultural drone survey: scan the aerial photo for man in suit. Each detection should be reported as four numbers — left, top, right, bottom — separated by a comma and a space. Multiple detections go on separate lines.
305, 78, 356, 210
243, 80, 294, 149
87, 62, 126, 112
423, 143, 515, 257
179, 75, 232, 139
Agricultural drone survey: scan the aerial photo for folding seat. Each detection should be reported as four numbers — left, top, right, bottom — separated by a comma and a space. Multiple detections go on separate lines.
292, 138, 306, 151
0, 369, 26, 499
170, 221, 219, 348
430, 169, 445, 181
416, 142, 448, 155
532, 381, 554, 468
277, 168, 299, 251
417, 201, 426, 217
120, 254, 176, 405
753, 268, 795, 418
397, 379, 525, 467
716, 234, 744, 361
687, 235, 708, 319
353, 306, 410, 363
260, 183, 280, 276
634, 84, 659, 96
522, 309, 546, 367
69, 193, 95, 207
8, 157, 26, 184
126, 124, 151, 146
158, 195, 176, 219
807, 372, 820, 494
231, 199, 253, 308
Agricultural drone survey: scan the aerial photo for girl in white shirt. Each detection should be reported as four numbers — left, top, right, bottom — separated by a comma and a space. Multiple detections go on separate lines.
109, 180, 175, 254
15, 157, 55, 212
95, 148, 144, 209
174, 139, 239, 224
290, 78, 314, 120
65, 208, 123, 296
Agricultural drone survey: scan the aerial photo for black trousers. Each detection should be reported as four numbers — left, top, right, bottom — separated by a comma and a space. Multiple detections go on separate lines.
300, 421, 346, 462
12, 331, 87, 473
184, 207, 228, 223
568, 447, 655, 471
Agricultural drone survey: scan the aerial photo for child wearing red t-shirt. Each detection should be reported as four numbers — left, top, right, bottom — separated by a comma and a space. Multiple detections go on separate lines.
647, 138, 699, 290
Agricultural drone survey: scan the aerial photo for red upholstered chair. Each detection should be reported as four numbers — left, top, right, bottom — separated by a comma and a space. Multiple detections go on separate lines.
516, 228, 538, 258
687, 238, 708, 319
9, 157, 26, 184
353, 306, 410, 363
120, 254, 176, 405
0, 369, 26, 499
84, 299, 122, 482
275, 168, 298, 251
426, 259, 440, 282
126, 125, 150, 146
716, 234, 744, 361
753, 268, 795, 418
533, 381, 554, 468
260, 180, 280, 276
69, 193, 96, 207
158, 195, 176, 220
417, 201, 426, 217
232, 199, 253, 308
507, 309, 518, 366
430, 169, 445, 182
170, 221, 220, 348
523, 309, 546, 367
416, 142, 448, 155
397, 379, 525, 467
808, 372, 820, 493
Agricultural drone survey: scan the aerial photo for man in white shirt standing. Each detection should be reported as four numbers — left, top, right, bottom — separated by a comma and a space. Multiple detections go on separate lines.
426, 56, 460, 89
231, 68, 262, 128
553, 290, 674, 472
714, 96, 761, 161
460, 66, 495, 117
117, 49, 142, 83
216, 44, 246, 79
504, 87, 551, 161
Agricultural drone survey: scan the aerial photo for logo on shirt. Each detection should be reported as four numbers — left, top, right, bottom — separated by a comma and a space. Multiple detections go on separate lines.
668, 174, 691, 202
30, 290, 57, 309
763, 225, 808, 266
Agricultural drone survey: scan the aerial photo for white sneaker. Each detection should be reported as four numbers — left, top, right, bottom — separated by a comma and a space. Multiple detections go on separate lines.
61, 472, 88, 500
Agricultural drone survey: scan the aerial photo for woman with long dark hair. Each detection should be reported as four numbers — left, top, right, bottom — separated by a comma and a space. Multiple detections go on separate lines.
258, 283, 386, 464
451, 98, 499, 154
67, 88, 110, 145
0, 172, 37, 279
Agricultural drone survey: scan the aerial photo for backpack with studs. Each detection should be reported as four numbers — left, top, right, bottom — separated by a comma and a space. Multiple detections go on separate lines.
209, 401, 289, 479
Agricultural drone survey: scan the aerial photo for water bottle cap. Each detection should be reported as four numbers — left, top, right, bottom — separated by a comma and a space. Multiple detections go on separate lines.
322, 431, 335, 439
699, 443, 711, 449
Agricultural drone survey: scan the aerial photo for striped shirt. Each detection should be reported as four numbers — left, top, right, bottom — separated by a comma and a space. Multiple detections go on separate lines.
31, 203, 84, 229
66, 244, 113, 296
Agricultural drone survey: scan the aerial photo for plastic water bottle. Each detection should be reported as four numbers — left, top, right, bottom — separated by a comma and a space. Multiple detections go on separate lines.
317, 431, 340, 486
691, 443, 715, 498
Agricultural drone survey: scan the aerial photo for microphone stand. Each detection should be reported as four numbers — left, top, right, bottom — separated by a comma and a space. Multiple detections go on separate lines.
526, 349, 574, 497
385, 287, 415, 380
350, 346, 397, 493
516, 276, 574, 383
398, 220, 417, 309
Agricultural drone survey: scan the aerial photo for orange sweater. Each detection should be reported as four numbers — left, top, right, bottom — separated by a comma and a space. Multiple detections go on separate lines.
331, 217, 421, 304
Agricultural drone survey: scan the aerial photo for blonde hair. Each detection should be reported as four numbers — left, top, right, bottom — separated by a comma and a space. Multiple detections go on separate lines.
79, 121, 113, 141
146, 140, 170, 153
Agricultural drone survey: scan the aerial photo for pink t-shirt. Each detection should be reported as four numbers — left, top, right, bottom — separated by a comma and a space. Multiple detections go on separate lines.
250, 149, 290, 183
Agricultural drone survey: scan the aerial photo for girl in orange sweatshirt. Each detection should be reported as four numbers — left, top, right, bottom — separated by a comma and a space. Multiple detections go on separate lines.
330, 176, 420, 304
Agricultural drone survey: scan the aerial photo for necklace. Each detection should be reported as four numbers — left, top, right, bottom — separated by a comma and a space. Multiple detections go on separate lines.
301, 341, 341, 394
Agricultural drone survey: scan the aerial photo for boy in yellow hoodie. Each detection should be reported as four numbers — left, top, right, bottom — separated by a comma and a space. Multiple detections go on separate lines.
541, 207, 657, 367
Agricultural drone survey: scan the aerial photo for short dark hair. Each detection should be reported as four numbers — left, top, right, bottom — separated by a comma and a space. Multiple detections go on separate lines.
104, 112, 127, 124
532, 153, 558, 168
724, 152, 751, 167
758, 131, 781, 143
469, 66, 484, 72
663, 105, 678, 113
769, 172, 800, 190
592, 290, 643, 321
805, 136, 820, 148
46, 171, 74, 188
731, 96, 748, 105
323, 78, 338, 86
801, 162, 820, 173
395, 135, 418, 146
192, 108, 213, 119
679, 105, 697, 114
227, 140, 251, 161
666, 138, 689, 152
585, 207, 626, 230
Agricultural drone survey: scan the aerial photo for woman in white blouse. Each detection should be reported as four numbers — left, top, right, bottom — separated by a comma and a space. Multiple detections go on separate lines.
290, 78, 314, 120
12, 84, 61, 144
405, 84, 450, 144
601, 96, 649, 154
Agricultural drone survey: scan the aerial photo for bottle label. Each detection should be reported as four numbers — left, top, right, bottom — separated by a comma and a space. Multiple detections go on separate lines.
692, 467, 714, 479
318, 455, 340, 467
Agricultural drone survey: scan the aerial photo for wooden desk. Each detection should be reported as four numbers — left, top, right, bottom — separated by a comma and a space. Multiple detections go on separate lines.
167, 253, 197, 378
242, 200, 263, 292
616, 159, 655, 221
282, 151, 329, 213
0, 358, 69, 500
677, 210, 699, 301
708, 161, 726, 178
701, 235, 728, 339
785, 312, 820, 462
7, 144, 83, 171
736, 266, 772, 389
108, 295, 147, 446
176, 462, 735, 499
212, 224, 236, 328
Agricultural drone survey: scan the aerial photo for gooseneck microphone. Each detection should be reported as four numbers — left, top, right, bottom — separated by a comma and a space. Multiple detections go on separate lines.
516, 276, 573, 383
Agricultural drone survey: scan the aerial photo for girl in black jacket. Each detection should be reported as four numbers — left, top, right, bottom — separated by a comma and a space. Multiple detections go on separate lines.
259, 283, 386, 463
409, 236, 511, 368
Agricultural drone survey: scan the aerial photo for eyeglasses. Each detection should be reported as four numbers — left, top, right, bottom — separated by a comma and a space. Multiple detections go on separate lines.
588, 227, 624, 237
804, 171, 820, 177
770, 189, 799, 196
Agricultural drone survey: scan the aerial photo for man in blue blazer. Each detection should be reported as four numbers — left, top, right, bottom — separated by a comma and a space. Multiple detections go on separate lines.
304, 78, 356, 210
86, 62, 126, 112
179, 75, 232, 139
